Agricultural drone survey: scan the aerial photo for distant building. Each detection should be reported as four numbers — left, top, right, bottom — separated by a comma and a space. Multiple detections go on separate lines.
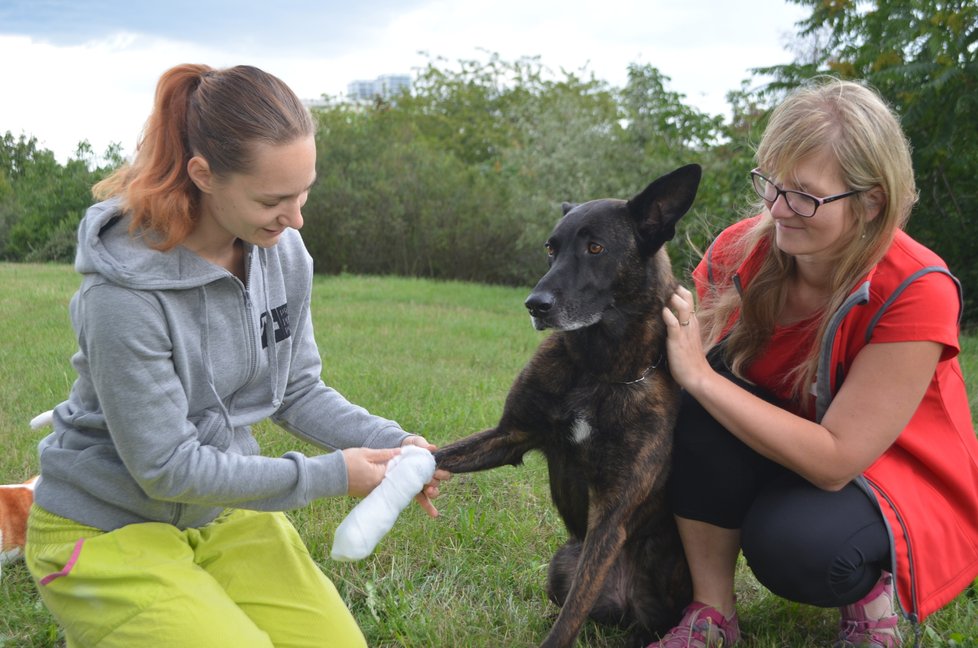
302, 98, 330, 110
346, 74, 412, 102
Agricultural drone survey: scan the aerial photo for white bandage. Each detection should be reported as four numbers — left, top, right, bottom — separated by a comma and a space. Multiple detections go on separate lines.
330, 446, 436, 562
30, 410, 54, 430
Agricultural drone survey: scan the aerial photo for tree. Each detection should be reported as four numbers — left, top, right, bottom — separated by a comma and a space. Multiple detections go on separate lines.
305, 96, 522, 283
615, 64, 750, 277
301, 53, 735, 287
0, 133, 122, 261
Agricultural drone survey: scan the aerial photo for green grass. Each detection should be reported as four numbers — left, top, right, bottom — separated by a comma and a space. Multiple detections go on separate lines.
1, 263, 976, 647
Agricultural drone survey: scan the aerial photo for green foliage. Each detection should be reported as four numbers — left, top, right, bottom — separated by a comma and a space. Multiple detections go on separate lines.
616, 69, 762, 277
758, 0, 978, 322
305, 102, 527, 284
0, 134, 122, 262
303, 53, 735, 288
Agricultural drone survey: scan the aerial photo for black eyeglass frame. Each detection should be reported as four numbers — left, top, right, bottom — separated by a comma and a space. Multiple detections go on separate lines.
750, 168, 863, 218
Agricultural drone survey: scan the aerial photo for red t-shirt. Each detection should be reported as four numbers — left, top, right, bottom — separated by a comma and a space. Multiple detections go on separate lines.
743, 315, 819, 417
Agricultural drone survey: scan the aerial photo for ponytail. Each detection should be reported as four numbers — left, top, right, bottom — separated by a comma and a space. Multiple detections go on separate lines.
94, 64, 313, 250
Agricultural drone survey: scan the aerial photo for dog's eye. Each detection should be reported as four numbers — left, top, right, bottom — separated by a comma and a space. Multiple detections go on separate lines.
587, 243, 604, 255
545, 243, 555, 257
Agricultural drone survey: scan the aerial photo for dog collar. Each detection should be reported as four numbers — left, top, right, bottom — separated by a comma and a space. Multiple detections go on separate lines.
617, 353, 664, 385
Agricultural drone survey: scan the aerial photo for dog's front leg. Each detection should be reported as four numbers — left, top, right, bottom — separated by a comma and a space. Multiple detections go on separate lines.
540, 506, 630, 648
436, 364, 552, 473
434, 420, 538, 474
542, 439, 673, 648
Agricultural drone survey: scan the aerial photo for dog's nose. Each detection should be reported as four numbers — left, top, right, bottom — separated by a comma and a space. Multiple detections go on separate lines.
525, 291, 555, 316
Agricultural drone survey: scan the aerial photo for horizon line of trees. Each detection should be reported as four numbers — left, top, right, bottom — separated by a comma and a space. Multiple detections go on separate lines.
2, 1, 976, 323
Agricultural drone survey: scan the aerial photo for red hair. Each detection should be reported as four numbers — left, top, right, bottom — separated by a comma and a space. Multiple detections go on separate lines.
94, 64, 314, 250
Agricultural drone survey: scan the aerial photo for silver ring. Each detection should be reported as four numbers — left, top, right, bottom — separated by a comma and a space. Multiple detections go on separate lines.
680, 319, 691, 326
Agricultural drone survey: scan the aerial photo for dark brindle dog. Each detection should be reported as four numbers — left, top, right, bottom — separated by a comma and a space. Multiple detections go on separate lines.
435, 164, 700, 647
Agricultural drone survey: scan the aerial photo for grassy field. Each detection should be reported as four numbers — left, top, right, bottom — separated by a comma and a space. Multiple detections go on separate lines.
1, 262, 976, 647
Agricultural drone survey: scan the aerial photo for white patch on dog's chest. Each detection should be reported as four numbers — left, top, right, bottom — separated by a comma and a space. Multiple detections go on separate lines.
570, 417, 593, 444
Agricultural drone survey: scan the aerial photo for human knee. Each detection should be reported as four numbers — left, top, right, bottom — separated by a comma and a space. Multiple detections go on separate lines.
262, 609, 367, 648
741, 503, 833, 604
743, 478, 892, 606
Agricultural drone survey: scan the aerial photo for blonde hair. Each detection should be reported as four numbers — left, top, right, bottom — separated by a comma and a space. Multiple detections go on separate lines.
94, 64, 314, 250
700, 77, 917, 404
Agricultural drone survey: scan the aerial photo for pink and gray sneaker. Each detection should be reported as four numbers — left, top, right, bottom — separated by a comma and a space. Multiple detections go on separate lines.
835, 572, 902, 647
647, 602, 741, 648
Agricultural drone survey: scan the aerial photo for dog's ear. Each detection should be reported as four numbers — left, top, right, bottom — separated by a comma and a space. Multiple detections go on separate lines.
627, 164, 702, 253
561, 202, 577, 216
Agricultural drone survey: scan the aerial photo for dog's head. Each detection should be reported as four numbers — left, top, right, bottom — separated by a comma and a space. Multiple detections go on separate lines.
525, 164, 701, 331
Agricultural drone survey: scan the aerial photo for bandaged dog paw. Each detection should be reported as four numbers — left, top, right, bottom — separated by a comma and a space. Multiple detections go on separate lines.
330, 445, 436, 561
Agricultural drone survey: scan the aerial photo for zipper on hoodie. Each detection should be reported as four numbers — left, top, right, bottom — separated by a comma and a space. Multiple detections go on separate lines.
236, 279, 262, 390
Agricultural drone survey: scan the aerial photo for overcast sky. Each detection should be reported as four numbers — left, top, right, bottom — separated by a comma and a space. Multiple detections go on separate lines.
0, 0, 809, 162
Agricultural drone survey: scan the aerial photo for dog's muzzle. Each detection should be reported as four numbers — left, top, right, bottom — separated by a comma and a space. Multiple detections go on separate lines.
525, 291, 556, 330
525, 290, 555, 318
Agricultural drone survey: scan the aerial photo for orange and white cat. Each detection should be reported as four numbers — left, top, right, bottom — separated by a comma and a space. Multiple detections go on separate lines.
0, 411, 51, 578
0, 476, 36, 577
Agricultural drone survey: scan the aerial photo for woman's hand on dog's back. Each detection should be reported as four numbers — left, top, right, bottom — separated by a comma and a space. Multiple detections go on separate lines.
663, 285, 711, 392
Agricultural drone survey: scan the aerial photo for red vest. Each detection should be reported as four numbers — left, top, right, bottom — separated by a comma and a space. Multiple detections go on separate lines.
697, 216, 978, 621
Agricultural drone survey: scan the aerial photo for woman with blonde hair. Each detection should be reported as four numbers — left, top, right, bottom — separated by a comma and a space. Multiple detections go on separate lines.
651, 78, 978, 647
26, 63, 446, 647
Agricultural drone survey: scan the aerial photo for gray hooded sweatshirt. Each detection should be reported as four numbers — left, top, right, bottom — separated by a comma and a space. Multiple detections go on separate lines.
35, 199, 410, 531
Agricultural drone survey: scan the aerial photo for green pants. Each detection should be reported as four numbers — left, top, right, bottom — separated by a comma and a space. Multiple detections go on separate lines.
26, 505, 366, 648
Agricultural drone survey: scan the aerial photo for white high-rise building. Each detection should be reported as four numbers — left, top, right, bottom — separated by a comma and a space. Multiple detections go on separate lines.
347, 74, 412, 102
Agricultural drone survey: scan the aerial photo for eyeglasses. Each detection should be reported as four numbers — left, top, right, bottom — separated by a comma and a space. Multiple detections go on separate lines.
750, 168, 862, 218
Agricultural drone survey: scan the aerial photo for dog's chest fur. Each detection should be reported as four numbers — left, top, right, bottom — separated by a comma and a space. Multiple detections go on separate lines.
555, 377, 667, 449
569, 416, 593, 444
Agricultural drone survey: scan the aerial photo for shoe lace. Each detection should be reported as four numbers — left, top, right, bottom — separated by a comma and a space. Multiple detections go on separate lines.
839, 617, 900, 647
658, 617, 730, 648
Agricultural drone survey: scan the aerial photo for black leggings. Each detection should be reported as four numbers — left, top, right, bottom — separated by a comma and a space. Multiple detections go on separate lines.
667, 374, 892, 608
